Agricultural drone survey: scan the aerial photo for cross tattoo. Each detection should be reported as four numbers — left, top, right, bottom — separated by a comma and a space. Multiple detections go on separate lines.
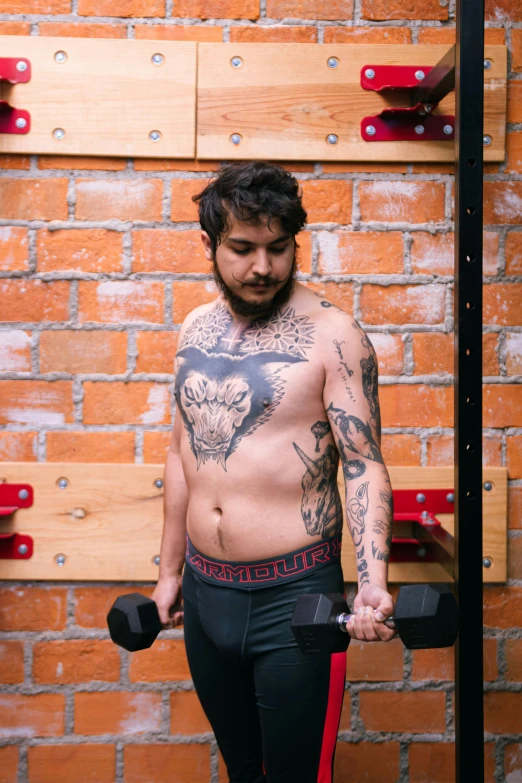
221, 327, 244, 351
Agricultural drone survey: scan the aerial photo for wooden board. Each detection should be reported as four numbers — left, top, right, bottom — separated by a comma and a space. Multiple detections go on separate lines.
197, 44, 507, 162
0, 37, 196, 158
0, 463, 506, 583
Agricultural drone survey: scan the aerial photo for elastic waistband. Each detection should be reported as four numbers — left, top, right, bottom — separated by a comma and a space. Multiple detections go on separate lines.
185, 535, 342, 589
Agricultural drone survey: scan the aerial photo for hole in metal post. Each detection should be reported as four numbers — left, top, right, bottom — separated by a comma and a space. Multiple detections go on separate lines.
466, 302, 475, 310
466, 444, 475, 452
466, 206, 476, 215
466, 254, 475, 262
466, 490, 475, 499
465, 348, 474, 356
468, 158, 476, 167
466, 396, 475, 405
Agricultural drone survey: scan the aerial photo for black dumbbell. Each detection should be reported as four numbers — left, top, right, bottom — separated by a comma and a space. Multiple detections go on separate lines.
290, 584, 459, 655
107, 593, 162, 652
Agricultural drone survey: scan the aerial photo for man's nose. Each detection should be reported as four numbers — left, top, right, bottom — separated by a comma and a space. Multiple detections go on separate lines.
250, 249, 271, 276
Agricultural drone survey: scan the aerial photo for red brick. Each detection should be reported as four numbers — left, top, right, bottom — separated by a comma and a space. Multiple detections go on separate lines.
325, 26, 410, 43
418, 27, 504, 44
360, 181, 445, 224
484, 586, 522, 628
505, 744, 522, 783
28, 745, 116, 783
505, 639, 522, 681
74, 692, 161, 735
132, 229, 209, 274
323, 162, 408, 174
0, 21, 31, 33
483, 332, 500, 375
508, 81, 522, 124
83, 381, 170, 425
0, 641, 24, 684
506, 131, 522, 175
381, 434, 421, 465
129, 640, 191, 682
360, 691, 446, 733
317, 231, 403, 274
484, 385, 522, 427
267, 0, 351, 19
46, 431, 135, 463
39, 22, 126, 37
0, 227, 29, 272
509, 536, 522, 580
305, 281, 354, 314
507, 435, 522, 480
509, 486, 522, 530
0, 154, 30, 170
370, 333, 404, 374
412, 639, 497, 682
506, 333, 522, 375
0, 746, 18, 783
135, 24, 223, 40
506, 231, 522, 275
337, 694, 351, 731
78, 281, 164, 324
513, 29, 522, 73
38, 156, 126, 171
124, 745, 211, 783
0, 695, 64, 737
346, 638, 403, 681
1, 0, 69, 10
361, 284, 446, 326
134, 159, 220, 172
409, 742, 496, 783
33, 640, 120, 684
334, 742, 400, 782
37, 229, 124, 273
0, 432, 37, 462
40, 331, 127, 374
143, 431, 171, 463
0, 178, 68, 220
78, 0, 164, 15
362, 0, 447, 19
412, 333, 452, 375
171, 178, 210, 222
76, 179, 163, 221
0, 330, 31, 372
486, 0, 522, 20
485, 692, 522, 734
484, 182, 522, 225
0, 588, 67, 631
172, 281, 218, 323
176, 0, 258, 17
0, 381, 73, 426
410, 231, 499, 277
426, 434, 502, 468
75, 586, 154, 628
230, 25, 316, 42
135, 331, 178, 373
301, 180, 353, 224
483, 284, 522, 327
0, 280, 69, 323
380, 385, 453, 428
170, 690, 211, 733
295, 231, 312, 274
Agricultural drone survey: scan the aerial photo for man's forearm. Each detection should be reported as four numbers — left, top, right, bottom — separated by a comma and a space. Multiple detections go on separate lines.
157, 447, 189, 579
345, 465, 393, 590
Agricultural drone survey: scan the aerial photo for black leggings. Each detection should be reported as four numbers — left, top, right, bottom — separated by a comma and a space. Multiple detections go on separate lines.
182, 550, 346, 783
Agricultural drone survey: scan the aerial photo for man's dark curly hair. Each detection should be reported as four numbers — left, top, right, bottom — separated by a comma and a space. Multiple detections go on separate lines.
192, 161, 307, 255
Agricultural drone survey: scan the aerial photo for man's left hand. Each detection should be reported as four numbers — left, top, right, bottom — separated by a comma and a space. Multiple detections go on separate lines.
345, 583, 398, 642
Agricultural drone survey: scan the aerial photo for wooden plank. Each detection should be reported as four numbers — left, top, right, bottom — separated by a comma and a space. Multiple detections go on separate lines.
197, 44, 506, 162
0, 37, 196, 158
0, 463, 507, 583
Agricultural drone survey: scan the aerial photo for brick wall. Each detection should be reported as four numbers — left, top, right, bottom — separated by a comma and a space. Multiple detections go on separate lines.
0, 0, 521, 780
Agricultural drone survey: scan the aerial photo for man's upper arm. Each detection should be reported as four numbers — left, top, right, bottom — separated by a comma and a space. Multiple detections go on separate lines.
322, 316, 384, 477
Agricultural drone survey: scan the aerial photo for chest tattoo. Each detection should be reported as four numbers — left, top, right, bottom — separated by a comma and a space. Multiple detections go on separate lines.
175, 304, 315, 470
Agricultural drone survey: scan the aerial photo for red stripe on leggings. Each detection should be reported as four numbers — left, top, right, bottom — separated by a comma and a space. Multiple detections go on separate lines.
317, 651, 346, 783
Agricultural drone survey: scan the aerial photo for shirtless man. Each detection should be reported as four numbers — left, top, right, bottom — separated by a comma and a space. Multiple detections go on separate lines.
152, 161, 396, 783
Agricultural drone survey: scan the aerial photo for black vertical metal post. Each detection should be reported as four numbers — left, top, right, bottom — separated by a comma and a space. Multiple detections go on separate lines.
454, 0, 485, 780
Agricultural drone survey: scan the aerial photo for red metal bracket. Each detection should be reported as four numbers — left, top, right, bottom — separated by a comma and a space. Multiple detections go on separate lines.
0, 57, 31, 85
0, 57, 31, 135
391, 488, 454, 564
0, 483, 34, 516
360, 64, 455, 143
0, 533, 33, 559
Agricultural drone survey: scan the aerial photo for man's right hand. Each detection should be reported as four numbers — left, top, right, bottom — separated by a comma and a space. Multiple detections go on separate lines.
152, 575, 184, 629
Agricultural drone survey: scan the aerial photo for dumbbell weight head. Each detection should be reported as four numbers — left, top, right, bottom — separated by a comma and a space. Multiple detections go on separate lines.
394, 584, 458, 649
290, 593, 350, 655
107, 592, 162, 652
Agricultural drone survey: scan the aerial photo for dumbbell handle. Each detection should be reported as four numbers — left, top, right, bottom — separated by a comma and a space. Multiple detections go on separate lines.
337, 613, 396, 632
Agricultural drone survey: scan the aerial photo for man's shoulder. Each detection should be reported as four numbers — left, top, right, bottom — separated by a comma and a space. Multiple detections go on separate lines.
179, 298, 221, 334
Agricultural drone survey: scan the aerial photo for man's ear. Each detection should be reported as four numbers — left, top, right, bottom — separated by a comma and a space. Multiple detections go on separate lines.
201, 231, 213, 262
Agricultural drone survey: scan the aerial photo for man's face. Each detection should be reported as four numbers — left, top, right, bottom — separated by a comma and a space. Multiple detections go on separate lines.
201, 214, 297, 319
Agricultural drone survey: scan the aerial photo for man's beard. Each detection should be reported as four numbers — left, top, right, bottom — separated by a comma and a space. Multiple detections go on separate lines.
212, 251, 297, 319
